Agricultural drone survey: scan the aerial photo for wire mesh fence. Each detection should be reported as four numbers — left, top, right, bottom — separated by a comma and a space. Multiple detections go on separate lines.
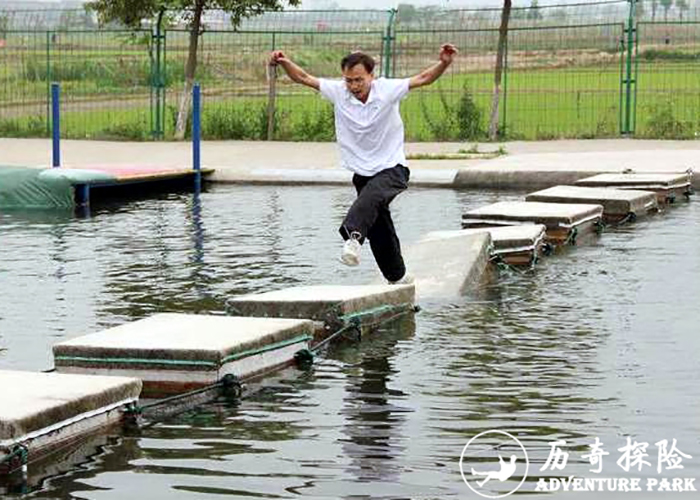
1, 2, 700, 141
634, 20, 700, 137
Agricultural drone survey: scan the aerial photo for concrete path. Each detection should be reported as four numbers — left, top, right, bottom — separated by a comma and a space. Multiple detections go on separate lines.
1, 138, 698, 189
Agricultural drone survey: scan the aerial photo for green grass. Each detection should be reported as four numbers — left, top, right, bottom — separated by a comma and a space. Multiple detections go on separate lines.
2, 60, 700, 140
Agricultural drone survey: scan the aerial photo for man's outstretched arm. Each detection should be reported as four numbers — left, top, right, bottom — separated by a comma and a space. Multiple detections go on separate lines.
270, 50, 320, 91
408, 44, 458, 90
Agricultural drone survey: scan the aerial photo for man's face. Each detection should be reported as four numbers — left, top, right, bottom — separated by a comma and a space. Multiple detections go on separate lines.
342, 63, 373, 103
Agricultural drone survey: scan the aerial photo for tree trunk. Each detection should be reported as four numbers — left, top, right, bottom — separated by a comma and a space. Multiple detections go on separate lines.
488, 0, 512, 141
175, 0, 204, 140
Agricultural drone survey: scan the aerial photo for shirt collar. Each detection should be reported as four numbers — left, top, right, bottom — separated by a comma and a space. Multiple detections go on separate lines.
343, 79, 378, 105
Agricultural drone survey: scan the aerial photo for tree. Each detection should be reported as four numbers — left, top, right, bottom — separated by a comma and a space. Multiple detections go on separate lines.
489, 0, 511, 140
397, 3, 417, 24
676, 0, 688, 20
651, 0, 659, 20
526, 0, 542, 21
88, 0, 301, 139
59, 10, 82, 30
550, 8, 567, 23
0, 13, 9, 40
659, 0, 673, 20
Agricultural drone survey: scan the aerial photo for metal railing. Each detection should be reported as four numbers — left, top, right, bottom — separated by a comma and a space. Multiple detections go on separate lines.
1, 1, 699, 141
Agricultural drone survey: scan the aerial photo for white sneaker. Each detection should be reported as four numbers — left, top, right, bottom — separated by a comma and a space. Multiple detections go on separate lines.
388, 272, 414, 285
340, 235, 362, 266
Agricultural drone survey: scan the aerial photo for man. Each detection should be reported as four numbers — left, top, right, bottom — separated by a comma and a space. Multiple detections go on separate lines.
270, 44, 457, 284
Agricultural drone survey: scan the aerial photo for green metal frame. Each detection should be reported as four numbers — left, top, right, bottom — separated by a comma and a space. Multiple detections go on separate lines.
6, 3, 700, 141
622, 0, 636, 135
151, 9, 166, 139
382, 9, 396, 78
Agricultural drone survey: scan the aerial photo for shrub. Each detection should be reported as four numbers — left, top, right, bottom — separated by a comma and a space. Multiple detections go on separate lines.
93, 121, 150, 140
200, 104, 268, 140
419, 85, 484, 141
641, 100, 694, 139
455, 90, 484, 140
0, 116, 47, 138
289, 106, 335, 141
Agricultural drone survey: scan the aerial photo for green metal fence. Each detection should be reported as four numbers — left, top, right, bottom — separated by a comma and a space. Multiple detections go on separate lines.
0, 26, 153, 139
1, 2, 700, 141
634, 20, 700, 137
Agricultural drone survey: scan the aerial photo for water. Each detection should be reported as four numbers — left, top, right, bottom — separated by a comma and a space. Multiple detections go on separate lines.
1, 185, 698, 499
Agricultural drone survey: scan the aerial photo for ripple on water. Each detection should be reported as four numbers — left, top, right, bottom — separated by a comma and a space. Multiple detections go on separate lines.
2, 187, 699, 498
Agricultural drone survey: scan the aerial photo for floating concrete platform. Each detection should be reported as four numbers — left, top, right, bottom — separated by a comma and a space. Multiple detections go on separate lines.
402, 231, 492, 298
423, 224, 547, 266
574, 172, 693, 205
53, 313, 314, 397
228, 284, 415, 337
462, 201, 604, 245
525, 185, 659, 224
0, 370, 141, 476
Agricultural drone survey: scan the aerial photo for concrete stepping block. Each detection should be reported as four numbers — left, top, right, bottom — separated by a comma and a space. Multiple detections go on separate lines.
462, 201, 603, 246
575, 172, 693, 205
53, 313, 314, 397
228, 284, 415, 336
402, 231, 492, 298
0, 370, 141, 474
423, 224, 547, 266
525, 185, 658, 224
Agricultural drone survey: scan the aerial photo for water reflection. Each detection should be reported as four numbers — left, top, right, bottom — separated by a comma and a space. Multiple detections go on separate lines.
334, 315, 416, 485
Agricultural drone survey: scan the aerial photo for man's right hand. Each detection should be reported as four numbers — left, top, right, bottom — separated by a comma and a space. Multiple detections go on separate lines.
270, 50, 288, 66
268, 50, 320, 91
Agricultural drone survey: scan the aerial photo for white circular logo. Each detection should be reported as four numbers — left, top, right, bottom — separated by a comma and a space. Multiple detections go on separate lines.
459, 430, 530, 499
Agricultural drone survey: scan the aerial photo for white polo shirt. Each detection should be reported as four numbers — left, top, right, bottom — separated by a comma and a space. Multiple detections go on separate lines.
319, 77, 410, 177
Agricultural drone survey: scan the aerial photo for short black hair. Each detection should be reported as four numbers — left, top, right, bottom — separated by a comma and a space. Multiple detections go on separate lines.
341, 52, 375, 73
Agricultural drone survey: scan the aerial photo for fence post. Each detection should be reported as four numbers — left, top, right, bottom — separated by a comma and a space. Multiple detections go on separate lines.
622, 0, 637, 135
45, 30, 52, 137
51, 83, 60, 168
192, 83, 201, 192
151, 9, 166, 139
382, 9, 397, 78
502, 35, 509, 139
267, 32, 277, 141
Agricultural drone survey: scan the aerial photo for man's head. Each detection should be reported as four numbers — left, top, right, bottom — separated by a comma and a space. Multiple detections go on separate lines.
341, 52, 375, 103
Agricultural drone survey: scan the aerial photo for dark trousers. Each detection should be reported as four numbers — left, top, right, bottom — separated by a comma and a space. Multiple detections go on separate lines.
339, 165, 410, 282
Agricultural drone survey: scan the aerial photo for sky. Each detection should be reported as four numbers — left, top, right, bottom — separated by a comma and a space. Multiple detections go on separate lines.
1, 0, 628, 6
4, 0, 696, 9
295, 0, 606, 8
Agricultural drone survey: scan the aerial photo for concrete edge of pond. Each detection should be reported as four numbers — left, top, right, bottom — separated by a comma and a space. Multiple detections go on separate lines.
208, 167, 700, 191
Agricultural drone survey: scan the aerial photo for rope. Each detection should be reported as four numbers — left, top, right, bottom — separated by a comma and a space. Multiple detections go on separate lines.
122, 301, 419, 424
0, 443, 28, 476
612, 212, 636, 226
310, 320, 361, 354
306, 302, 417, 357
55, 356, 217, 368
124, 374, 244, 425
491, 255, 535, 274
339, 302, 415, 326
55, 335, 312, 370
594, 219, 606, 234
562, 226, 578, 246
